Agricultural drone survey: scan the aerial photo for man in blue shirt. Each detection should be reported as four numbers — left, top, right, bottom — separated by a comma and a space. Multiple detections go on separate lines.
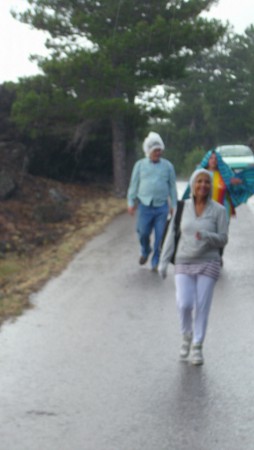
127, 131, 177, 271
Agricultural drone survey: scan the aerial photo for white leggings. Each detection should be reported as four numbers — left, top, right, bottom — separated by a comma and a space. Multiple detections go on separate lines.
175, 273, 217, 344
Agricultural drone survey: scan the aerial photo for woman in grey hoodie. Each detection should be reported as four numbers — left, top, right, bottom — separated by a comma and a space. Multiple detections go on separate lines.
159, 168, 228, 365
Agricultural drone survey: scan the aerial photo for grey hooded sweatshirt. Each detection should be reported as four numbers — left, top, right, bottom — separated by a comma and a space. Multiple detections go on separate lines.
159, 169, 228, 271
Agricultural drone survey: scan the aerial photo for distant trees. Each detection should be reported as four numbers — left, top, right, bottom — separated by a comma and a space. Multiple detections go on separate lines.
12, 0, 224, 195
0, 83, 18, 140
161, 25, 254, 173
9, 75, 113, 181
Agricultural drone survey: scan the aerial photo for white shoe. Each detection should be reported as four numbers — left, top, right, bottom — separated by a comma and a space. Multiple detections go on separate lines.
191, 344, 204, 365
179, 334, 192, 360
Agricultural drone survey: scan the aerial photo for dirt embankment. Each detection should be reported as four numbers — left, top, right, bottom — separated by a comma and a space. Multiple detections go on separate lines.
0, 173, 126, 325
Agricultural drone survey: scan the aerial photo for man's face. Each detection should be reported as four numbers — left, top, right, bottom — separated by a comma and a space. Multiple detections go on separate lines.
149, 148, 162, 163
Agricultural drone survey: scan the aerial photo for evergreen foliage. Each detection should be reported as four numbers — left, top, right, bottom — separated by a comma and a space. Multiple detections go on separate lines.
12, 0, 224, 195
163, 25, 254, 174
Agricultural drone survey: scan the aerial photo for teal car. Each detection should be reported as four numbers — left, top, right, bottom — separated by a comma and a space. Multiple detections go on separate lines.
215, 145, 254, 171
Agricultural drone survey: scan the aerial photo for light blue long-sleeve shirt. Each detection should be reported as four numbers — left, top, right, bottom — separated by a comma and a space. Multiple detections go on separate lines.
127, 157, 177, 208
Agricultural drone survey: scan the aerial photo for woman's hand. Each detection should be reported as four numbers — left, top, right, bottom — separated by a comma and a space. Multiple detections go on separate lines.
158, 262, 168, 279
159, 268, 167, 279
230, 177, 242, 185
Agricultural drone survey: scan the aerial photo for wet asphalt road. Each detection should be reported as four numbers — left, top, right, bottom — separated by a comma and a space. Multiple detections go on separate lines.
0, 184, 254, 450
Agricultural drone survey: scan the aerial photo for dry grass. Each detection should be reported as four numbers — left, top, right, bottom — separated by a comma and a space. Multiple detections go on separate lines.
0, 181, 126, 326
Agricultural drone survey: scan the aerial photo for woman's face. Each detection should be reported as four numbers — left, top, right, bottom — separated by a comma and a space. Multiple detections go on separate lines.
193, 173, 211, 199
207, 153, 218, 170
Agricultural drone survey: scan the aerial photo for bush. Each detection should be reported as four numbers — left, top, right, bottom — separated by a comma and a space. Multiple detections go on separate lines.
181, 147, 206, 177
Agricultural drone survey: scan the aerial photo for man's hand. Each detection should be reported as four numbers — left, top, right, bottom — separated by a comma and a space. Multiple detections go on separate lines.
128, 206, 136, 216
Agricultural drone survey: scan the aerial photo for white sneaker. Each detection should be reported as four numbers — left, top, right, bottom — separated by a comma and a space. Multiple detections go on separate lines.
179, 334, 192, 360
191, 344, 204, 365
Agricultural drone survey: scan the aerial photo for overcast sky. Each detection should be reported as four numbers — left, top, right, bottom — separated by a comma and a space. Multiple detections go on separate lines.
1, 0, 254, 84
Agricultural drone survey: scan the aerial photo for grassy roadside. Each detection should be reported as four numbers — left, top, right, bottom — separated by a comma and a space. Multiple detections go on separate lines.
0, 194, 126, 326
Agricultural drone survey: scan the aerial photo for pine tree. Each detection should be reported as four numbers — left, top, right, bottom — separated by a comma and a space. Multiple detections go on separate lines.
14, 0, 224, 196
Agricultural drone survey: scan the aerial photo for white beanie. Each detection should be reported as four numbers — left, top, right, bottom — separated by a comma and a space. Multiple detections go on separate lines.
143, 131, 165, 157
189, 168, 212, 197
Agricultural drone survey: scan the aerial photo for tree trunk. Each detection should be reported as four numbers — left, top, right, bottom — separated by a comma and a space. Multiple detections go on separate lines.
111, 116, 127, 198
125, 120, 137, 183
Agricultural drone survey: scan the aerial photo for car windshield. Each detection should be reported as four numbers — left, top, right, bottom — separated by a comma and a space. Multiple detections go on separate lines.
218, 146, 253, 157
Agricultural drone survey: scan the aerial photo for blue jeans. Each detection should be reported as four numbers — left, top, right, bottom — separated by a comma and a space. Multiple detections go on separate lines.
137, 202, 169, 268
